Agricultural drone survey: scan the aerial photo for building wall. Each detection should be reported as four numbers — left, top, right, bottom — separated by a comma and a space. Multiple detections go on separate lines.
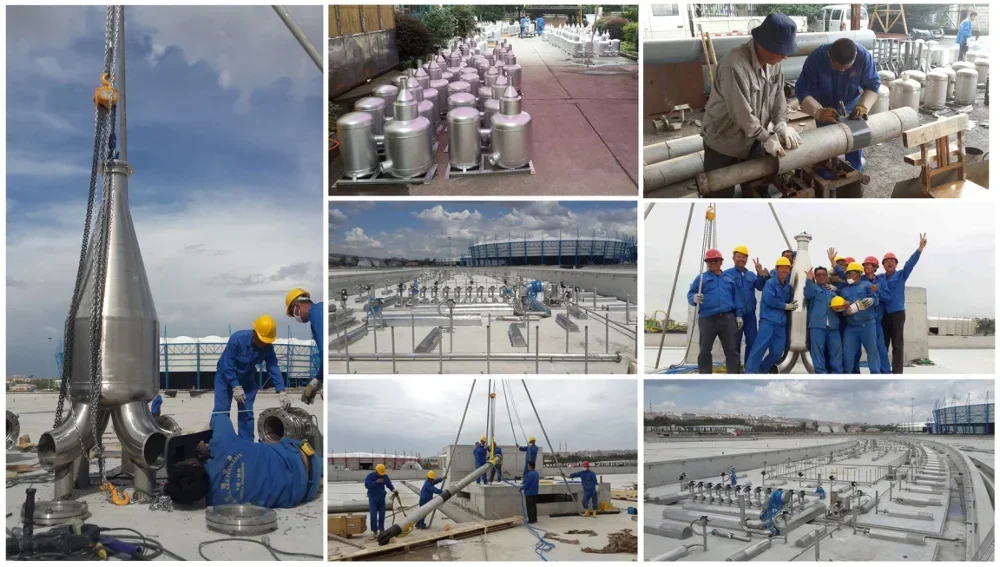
932, 403, 994, 434
329, 5, 399, 98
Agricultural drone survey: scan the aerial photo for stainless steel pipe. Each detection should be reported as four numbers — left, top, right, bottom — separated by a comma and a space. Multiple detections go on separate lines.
644, 31, 876, 65
330, 352, 622, 363
643, 135, 703, 166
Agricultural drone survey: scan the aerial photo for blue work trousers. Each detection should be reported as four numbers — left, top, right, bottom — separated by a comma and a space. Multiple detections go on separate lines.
745, 321, 785, 374
582, 490, 598, 510
843, 322, 881, 374
213, 374, 258, 441
810, 328, 843, 374
369, 498, 386, 533
852, 321, 890, 374
736, 316, 758, 366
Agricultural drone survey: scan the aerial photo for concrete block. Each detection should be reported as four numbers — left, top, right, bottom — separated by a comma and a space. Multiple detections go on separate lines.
644, 519, 693, 539
868, 528, 926, 545
458, 481, 610, 518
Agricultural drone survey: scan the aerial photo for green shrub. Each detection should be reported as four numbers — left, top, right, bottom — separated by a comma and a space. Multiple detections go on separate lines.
622, 22, 638, 45
420, 8, 456, 50
451, 6, 478, 38
598, 16, 628, 40
622, 7, 639, 22
396, 12, 434, 60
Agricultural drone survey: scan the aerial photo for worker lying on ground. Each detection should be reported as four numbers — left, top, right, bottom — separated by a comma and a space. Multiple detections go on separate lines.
569, 461, 599, 517
488, 442, 504, 483
700, 13, 802, 197
746, 257, 795, 373
519, 462, 540, 524
724, 245, 766, 368
162, 413, 321, 509
474, 437, 488, 484
838, 262, 882, 373
519, 436, 540, 479
364, 464, 398, 539
803, 267, 844, 374
688, 249, 743, 374
881, 235, 927, 373
285, 288, 324, 404
213, 315, 291, 441
150, 393, 163, 417
796, 38, 881, 172
416, 471, 446, 529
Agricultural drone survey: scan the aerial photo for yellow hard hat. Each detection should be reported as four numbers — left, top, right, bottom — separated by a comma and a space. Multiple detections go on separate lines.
528, 436, 536, 443
830, 296, 847, 308
253, 315, 277, 344
480, 436, 487, 443
846, 262, 863, 273
775, 257, 792, 267
733, 245, 749, 256
427, 470, 436, 480
376, 464, 386, 475
285, 288, 311, 317
834, 256, 846, 263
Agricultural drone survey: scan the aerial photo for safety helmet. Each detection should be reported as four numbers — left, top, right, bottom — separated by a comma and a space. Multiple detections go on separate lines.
427, 470, 436, 480
252, 315, 277, 344
529, 436, 536, 443
882, 252, 898, 263
862, 256, 879, 266
844, 256, 856, 264
830, 296, 848, 308
775, 257, 792, 268
846, 262, 863, 273
582, 461, 590, 468
834, 256, 846, 263
376, 464, 387, 475
733, 245, 750, 256
285, 288, 311, 317
480, 436, 487, 443
704, 249, 723, 261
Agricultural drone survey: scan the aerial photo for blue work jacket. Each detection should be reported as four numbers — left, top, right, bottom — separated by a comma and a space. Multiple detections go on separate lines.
759, 276, 792, 326
957, 19, 974, 45
419, 478, 443, 506
796, 43, 881, 113
570, 469, 598, 492
723, 266, 763, 317
840, 281, 880, 326
519, 443, 539, 463
364, 472, 395, 501
803, 280, 841, 330
687, 271, 741, 319
216, 330, 285, 392
883, 250, 921, 314
521, 470, 539, 496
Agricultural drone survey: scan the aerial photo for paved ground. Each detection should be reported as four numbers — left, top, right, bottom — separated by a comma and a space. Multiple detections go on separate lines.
645, 436, 850, 463
331, 33, 638, 196
7, 392, 323, 561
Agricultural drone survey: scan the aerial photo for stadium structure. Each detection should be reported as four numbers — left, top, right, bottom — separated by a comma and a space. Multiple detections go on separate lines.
463, 233, 638, 266
932, 401, 995, 435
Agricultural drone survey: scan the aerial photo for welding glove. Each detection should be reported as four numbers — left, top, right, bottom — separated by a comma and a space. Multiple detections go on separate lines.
277, 391, 292, 410
784, 300, 799, 311
763, 134, 786, 157
849, 104, 869, 121
232, 385, 246, 404
301, 378, 322, 405
816, 107, 841, 125
860, 298, 875, 309
774, 123, 802, 150
736, 316, 744, 330
693, 293, 704, 304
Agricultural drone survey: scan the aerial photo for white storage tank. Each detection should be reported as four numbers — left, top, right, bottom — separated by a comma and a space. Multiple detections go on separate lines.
901, 70, 927, 103
878, 70, 896, 90
924, 71, 948, 110
871, 84, 891, 115
938, 66, 956, 100
974, 58, 989, 85
889, 78, 921, 111
954, 68, 979, 105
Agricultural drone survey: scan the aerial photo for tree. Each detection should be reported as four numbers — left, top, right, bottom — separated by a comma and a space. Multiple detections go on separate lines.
751, 4, 824, 21
421, 8, 456, 50
472, 5, 513, 23
452, 6, 478, 39
395, 12, 434, 61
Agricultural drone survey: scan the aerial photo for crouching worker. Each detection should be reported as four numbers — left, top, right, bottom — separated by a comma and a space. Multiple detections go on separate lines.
416, 471, 445, 529
163, 413, 322, 509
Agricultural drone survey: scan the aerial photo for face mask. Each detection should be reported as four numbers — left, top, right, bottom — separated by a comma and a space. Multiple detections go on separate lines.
294, 314, 304, 323
847, 277, 858, 285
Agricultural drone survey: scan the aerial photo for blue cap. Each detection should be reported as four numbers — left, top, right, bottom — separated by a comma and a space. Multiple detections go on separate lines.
751, 13, 799, 57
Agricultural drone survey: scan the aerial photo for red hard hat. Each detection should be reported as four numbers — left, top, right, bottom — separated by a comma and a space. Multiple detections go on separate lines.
705, 249, 723, 261
882, 252, 898, 262
863, 256, 879, 266
582, 461, 590, 468
844, 256, 856, 263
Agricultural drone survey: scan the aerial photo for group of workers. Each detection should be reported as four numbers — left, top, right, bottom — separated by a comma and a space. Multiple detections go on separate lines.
688, 236, 926, 374
701, 13, 888, 197
518, 15, 545, 37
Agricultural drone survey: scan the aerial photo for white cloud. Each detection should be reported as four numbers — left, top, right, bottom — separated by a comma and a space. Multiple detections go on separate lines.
6, 151, 92, 179
343, 227, 383, 249
328, 208, 347, 227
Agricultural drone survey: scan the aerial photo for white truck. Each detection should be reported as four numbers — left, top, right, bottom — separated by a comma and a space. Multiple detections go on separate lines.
642, 3, 808, 40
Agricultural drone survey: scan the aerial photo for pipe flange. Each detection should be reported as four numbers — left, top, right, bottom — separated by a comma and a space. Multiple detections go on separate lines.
7, 410, 20, 450
155, 415, 183, 436
206, 505, 278, 536
258, 407, 313, 443
25, 500, 90, 526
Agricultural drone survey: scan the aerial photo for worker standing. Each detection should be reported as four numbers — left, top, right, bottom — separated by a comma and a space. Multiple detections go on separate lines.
795, 38, 881, 172
688, 249, 744, 373
536, 16, 544, 35
723, 245, 765, 368
956, 11, 977, 62
474, 437, 488, 484
213, 315, 291, 441
881, 235, 927, 373
701, 13, 802, 197
489, 443, 504, 483
286, 288, 324, 405
858, 257, 892, 374
364, 464, 398, 538
569, 461, 599, 517
745, 257, 796, 373
416, 471, 444, 529
150, 393, 163, 417
839, 262, 881, 374
519, 15, 527, 38
519, 436, 539, 479
519, 462, 540, 524
803, 267, 844, 374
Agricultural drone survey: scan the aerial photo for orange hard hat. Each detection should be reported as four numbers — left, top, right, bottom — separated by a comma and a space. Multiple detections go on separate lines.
863, 256, 879, 266
704, 249, 723, 261
844, 256, 856, 263
883, 252, 898, 262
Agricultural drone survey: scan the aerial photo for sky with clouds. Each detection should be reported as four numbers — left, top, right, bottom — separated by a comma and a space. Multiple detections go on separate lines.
6, 6, 323, 376
328, 379, 638, 455
329, 201, 638, 260
644, 379, 994, 424
646, 202, 995, 319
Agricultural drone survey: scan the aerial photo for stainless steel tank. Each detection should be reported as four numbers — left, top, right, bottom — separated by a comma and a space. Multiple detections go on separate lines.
429, 78, 450, 110
448, 106, 483, 170
871, 84, 891, 115
414, 66, 430, 90
392, 75, 409, 91
382, 89, 434, 179
491, 75, 509, 100
448, 92, 477, 113
901, 70, 926, 103
446, 66, 462, 77
483, 97, 500, 128
475, 58, 490, 78
461, 72, 480, 95
423, 87, 441, 131
878, 70, 896, 90
974, 58, 989, 85
504, 51, 517, 65
924, 71, 948, 110
428, 60, 443, 80
353, 97, 386, 136
337, 112, 379, 177
448, 81, 472, 98
406, 78, 424, 102
954, 68, 979, 105
889, 78, 920, 111
939, 65, 956, 100
372, 84, 399, 120
952, 60, 975, 73
488, 86, 532, 169
788, 232, 812, 352
448, 52, 461, 68
504, 64, 523, 91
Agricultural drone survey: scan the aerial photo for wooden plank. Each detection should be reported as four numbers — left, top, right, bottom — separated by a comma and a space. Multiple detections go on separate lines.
330, 517, 522, 561
902, 114, 969, 147
928, 179, 990, 198
362, 6, 380, 32
381, 6, 394, 29
645, 62, 707, 115
335, 6, 364, 36
611, 488, 638, 501
903, 143, 959, 165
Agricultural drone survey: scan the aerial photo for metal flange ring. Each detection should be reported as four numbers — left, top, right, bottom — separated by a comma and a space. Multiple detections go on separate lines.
206, 504, 278, 536
24, 500, 90, 526
258, 407, 313, 443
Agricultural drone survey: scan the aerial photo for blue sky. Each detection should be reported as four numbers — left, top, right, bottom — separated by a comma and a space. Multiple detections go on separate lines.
644, 379, 995, 423
6, 6, 323, 376
329, 201, 637, 259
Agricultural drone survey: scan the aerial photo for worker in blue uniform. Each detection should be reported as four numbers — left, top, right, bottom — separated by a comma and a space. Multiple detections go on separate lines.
162, 413, 321, 509
689, 249, 744, 374
536, 16, 545, 35
519, 15, 528, 38
745, 257, 796, 373
416, 471, 444, 529
839, 262, 881, 374
881, 234, 927, 373
795, 38, 881, 172
519, 461, 540, 524
856, 257, 892, 374
488, 443, 504, 483
214, 315, 290, 441
724, 245, 765, 367
519, 436, 540, 479
286, 288, 324, 404
474, 437, 488, 484
150, 394, 163, 417
803, 267, 845, 374
956, 11, 978, 61
364, 464, 398, 538
570, 461, 599, 517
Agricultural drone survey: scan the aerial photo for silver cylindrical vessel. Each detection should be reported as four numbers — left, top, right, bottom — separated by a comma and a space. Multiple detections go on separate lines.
448, 81, 472, 98
427, 60, 443, 80
491, 75, 509, 100
504, 64, 523, 91
952, 60, 975, 73
383, 89, 434, 179
353, 97, 386, 136
504, 51, 516, 65
448, 106, 482, 170
974, 58, 989, 85
414, 67, 430, 90
483, 97, 500, 127
373, 84, 399, 119
441, 71, 455, 83
337, 112, 378, 177
954, 68, 979, 105
901, 70, 926, 103
939, 66, 956, 99
489, 86, 532, 169
878, 70, 896, 90
405, 78, 424, 102
448, 92, 477, 113
461, 72, 481, 96
429, 79, 450, 110
871, 84, 891, 115
889, 78, 920, 111
423, 88, 441, 126
924, 71, 948, 110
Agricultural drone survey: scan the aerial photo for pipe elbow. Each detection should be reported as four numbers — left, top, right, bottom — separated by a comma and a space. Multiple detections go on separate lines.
39, 402, 99, 470
111, 401, 169, 470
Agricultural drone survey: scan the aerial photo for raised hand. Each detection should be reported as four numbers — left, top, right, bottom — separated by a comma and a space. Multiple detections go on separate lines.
919, 233, 927, 251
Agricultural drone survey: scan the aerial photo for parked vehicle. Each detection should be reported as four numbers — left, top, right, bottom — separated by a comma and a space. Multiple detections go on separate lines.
819, 4, 869, 32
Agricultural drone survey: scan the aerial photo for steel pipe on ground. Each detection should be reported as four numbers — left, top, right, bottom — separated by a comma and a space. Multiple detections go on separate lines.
644, 31, 876, 65
330, 352, 622, 363
643, 135, 703, 166
644, 151, 704, 192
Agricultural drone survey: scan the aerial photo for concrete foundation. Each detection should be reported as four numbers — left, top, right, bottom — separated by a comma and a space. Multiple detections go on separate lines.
441, 443, 540, 479
457, 481, 610, 519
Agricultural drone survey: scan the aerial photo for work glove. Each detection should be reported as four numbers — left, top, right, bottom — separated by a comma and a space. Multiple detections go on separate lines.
816, 107, 841, 125
860, 298, 875, 309
232, 385, 246, 404
849, 105, 869, 121
775, 124, 802, 150
784, 301, 799, 311
736, 316, 744, 330
693, 293, 704, 304
824, 284, 838, 292
301, 378, 322, 405
763, 134, 786, 157
277, 391, 291, 410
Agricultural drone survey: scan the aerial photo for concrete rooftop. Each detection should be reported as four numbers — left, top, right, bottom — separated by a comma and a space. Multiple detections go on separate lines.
7, 392, 323, 561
